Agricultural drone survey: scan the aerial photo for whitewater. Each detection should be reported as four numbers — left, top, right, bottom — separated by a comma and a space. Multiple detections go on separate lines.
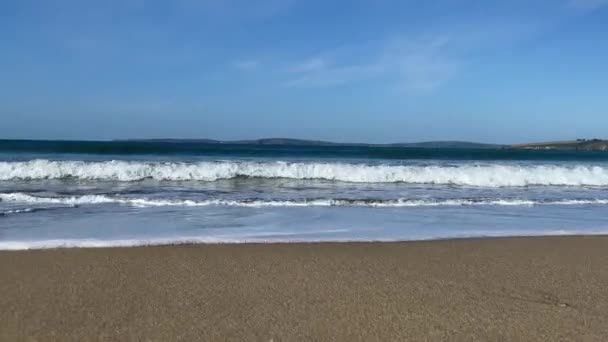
2, 159, 608, 186
2, 192, 608, 208
1, 143, 607, 250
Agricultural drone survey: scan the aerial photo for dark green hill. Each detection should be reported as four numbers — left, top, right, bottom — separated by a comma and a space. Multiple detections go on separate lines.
512, 139, 608, 151
123, 138, 505, 149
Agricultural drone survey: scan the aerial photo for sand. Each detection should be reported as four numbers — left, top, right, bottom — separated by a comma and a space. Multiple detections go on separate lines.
1, 236, 608, 341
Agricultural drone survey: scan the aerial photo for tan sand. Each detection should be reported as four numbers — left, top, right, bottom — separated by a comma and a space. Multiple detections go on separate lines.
1, 236, 608, 341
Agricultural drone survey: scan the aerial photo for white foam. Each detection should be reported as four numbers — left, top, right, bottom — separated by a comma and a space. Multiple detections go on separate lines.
1, 159, 608, 186
2, 230, 607, 250
2, 192, 608, 208
0, 193, 116, 205
0, 208, 36, 215
0, 237, 233, 250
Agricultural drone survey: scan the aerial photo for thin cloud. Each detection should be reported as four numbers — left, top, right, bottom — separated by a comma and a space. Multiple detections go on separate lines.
286, 64, 382, 87
286, 57, 328, 73
385, 36, 458, 93
567, 0, 608, 10
178, 0, 295, 22
284, 35, 458, 93
233, 60, 259, 71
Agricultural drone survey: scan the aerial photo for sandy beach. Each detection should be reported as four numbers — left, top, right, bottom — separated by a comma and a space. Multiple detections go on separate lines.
1, 236, 607, 341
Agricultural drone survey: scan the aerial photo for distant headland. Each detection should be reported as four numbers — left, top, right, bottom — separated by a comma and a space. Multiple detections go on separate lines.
512, 139, 608, 151
124, 138, 608, 151
1, 138, 607, 151
124, 138, 506, 149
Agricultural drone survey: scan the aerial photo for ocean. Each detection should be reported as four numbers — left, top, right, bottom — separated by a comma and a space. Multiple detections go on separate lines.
1, 140, 607, 250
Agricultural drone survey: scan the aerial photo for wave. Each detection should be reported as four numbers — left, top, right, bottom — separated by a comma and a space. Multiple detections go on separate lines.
0, 208, 36, 216
2, 192, 608, 208
0, 206, 72, 216
1, 160, 608, 186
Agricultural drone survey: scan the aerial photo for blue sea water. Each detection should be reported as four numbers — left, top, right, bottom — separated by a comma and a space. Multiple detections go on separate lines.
1, 140, 607, 249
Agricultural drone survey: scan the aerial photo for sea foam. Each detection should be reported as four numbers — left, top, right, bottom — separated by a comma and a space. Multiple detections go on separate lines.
2, 229, 608, 250
2, 192, 608, 208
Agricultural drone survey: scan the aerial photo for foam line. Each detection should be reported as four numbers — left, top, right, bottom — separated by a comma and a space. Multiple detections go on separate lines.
2, 192, 608, 208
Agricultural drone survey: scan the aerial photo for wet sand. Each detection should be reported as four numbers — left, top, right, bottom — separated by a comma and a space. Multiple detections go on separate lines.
1, 236, 607, 341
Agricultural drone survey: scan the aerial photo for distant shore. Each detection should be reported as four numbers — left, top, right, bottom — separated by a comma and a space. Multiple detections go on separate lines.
3, 137, 608, 151
513, 139, 608, 151
2, 236, 607, 340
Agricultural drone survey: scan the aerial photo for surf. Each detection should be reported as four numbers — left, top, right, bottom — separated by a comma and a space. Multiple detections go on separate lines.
2, 192, 608, 208
2, 159, 608, 187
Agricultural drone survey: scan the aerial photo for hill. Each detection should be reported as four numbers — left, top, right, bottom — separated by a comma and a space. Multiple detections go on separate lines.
124, 138, 504, 149
512, 139, 608, 151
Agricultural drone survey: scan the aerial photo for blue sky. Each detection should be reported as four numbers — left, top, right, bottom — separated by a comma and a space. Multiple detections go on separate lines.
1, 0, 607, 143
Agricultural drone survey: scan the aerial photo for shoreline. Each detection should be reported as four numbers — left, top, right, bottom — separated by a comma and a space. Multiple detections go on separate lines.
2, 236, 608, 340
3, 233, 608, 251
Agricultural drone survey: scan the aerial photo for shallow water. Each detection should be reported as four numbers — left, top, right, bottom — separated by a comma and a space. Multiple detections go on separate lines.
1, 142, 607, 249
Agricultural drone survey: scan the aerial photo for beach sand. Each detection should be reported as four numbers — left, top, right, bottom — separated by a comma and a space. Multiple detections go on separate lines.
1, 236, 607, 341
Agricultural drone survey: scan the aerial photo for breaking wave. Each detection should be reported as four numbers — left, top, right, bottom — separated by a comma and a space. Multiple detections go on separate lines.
1, 160, 608, 186
2, 192, 608, 208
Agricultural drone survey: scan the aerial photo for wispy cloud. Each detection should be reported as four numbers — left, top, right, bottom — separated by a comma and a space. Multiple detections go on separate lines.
567, 0, 608, 10
233, 60, 259, 71
286, 63, 382, 87
385, 36, 458, 93
178, 0, 295, 22
284, 35, 458, 93
286, 57, 328, 73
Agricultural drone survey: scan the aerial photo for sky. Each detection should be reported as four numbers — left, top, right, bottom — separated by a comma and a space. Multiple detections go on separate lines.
1, 0, 607, 143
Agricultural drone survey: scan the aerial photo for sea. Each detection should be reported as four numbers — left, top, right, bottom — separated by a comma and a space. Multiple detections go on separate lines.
1, 140, 607, 250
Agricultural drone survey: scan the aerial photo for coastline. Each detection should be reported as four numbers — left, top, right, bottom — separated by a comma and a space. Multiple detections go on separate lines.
2, 236, 607, 340
3, 232, 608, 250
